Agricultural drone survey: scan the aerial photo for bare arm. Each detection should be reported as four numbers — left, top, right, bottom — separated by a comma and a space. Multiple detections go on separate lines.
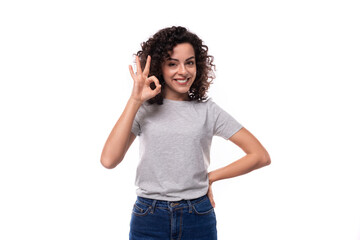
100, 55, 161, 169
207, 127, 271, 207
209, 127, 271, 182
100, 98, 142, 169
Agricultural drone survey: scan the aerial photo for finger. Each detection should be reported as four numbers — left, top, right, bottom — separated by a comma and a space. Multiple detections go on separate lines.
147, 76, 162, 92
129, 65, 136, 80
135, 55, 142, 75
209, 193, 215, 208
207, 184, 215, 208
143, 55, 151, 77
207, 192, 215, 208
149, 76, 161, 87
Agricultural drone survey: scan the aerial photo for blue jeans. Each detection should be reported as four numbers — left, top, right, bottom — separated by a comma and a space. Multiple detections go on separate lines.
129, 194, 217, 240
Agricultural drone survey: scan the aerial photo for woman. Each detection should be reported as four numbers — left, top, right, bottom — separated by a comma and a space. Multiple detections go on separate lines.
100, 26, 271, 240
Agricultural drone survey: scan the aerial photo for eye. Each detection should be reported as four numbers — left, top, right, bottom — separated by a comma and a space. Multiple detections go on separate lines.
187, 61, 195, 65
168, 62, 176, 67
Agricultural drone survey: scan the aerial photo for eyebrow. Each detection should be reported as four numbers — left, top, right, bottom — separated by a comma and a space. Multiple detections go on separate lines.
166, 56, 195, 62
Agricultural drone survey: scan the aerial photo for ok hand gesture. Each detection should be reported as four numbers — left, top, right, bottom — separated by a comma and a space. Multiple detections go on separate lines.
129, 55, 162, 104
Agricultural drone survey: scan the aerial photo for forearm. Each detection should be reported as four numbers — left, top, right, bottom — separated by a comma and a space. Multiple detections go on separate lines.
208, 153, 270, 184
100, 97, 142, 169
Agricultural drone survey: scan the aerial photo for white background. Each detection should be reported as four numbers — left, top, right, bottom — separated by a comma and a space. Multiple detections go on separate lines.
1, 0, 359, 239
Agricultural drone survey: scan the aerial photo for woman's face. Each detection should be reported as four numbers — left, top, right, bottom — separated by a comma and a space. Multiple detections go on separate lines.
161, 42, 197, 101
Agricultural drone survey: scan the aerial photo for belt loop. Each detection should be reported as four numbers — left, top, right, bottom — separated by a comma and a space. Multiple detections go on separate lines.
187, 200, 192, 213
150, 199, 157, 214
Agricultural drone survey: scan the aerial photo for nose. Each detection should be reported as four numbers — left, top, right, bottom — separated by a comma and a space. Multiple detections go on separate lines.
178, 64, 186, 75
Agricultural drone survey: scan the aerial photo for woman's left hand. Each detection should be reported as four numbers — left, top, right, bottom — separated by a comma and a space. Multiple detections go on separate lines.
207, 184, 215, 208
207, 172, 216, 208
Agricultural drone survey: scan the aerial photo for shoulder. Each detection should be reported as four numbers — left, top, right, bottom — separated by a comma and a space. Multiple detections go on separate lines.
140, 101, 158, 111
197, 96, 214, 106
204, 97, 220, 111
135, 101, 163, 120
135, 101, 151, 118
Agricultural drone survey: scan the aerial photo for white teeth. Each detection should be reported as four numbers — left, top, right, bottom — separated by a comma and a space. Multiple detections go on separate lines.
175, 78, 189, 83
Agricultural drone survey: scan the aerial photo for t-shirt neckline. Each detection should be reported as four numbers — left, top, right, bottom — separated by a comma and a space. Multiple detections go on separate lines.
163, 98, 194, 104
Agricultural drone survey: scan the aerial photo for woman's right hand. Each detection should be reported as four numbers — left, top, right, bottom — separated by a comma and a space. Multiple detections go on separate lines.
129, 55, 162, 103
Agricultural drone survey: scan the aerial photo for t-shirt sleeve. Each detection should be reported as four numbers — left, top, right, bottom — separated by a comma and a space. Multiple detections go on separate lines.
210, 99, 243, 140
131, 108, 142, 136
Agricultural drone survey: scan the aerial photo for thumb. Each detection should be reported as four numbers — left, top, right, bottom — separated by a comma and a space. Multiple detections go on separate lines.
207, 185, 215, 208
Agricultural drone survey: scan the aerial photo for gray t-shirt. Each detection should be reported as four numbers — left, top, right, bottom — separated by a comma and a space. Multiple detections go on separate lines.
131, 97, 243, 201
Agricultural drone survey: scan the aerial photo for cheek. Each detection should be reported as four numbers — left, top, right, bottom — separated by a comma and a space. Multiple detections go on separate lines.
191, 65, 197, 74
161, 70, 171, 82
191, 68, 197, 77
163, 68, 176, 78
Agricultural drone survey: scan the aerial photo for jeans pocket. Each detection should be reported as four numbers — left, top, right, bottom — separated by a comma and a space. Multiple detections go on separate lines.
132, 200, 151, 217
193, 196, 214, 215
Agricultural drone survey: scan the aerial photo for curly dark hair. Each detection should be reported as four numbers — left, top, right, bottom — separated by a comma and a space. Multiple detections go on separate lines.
135, 26, 216, 104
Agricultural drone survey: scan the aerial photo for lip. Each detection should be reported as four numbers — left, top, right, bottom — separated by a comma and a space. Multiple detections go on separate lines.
174, 78, 190, 85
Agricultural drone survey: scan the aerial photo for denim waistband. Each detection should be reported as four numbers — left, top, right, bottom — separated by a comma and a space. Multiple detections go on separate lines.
137, 194, 208, 213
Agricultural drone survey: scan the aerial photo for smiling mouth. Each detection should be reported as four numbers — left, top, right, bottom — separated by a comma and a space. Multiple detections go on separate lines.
175, 78, 189, 83
173, 78, 190, 85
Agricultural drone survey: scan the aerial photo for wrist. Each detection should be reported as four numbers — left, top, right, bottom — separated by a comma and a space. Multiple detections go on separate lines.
128, 97, 143, 106
208, 171, 216, 185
